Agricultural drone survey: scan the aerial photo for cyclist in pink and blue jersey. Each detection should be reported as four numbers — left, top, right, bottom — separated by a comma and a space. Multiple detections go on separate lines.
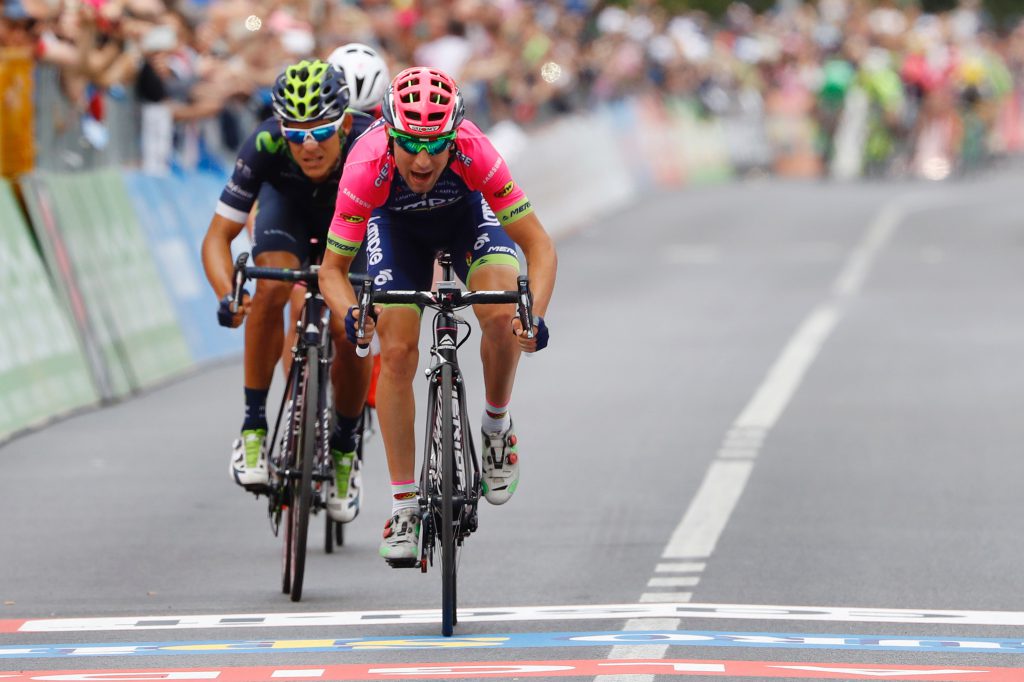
318, 66, 557, 562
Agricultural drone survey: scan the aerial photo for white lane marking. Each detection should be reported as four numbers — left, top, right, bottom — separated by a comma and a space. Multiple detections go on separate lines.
639, 593, 694, 603
832, 202, 904, 298
9, 602, 1024, 632
732, 305, 840, 430
654, 563, 705, 573
602, 618, 682, 682
663, 460, 754, 559
647, 577, 700, 588
771, 666, 985, 677
271, 671, 325, 678
598, 195, 926, 681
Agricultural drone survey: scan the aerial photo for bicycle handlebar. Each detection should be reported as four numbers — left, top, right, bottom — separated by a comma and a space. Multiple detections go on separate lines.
354, 279, 536, 344
231, 254, 366, 287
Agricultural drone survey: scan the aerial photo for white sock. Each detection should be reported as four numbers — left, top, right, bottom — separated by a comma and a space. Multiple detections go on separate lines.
390, 480, 418, 514
481, 400, 510, 434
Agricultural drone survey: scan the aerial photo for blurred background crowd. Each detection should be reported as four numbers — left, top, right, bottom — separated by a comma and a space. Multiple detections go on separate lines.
2, 0, 1023, 180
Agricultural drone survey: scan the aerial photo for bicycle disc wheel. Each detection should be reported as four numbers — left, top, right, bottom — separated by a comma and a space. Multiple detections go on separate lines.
440, 362, 457, 636
289, 346, 318, 602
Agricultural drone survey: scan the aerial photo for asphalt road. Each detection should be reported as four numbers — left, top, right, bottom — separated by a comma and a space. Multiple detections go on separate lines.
2, 168, 1024, 681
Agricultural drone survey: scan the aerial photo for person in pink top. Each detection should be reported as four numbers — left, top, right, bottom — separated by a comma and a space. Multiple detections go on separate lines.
318, 66, 557, 562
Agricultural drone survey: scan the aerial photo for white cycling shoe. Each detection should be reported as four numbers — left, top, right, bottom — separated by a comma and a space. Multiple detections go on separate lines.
481, 418, 519, 505
230, 429, 269, 488
326, 451, 361, 523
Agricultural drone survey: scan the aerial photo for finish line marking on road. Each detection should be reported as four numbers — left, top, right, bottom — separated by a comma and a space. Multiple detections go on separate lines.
5, 602, 1024, 634
2, 630, 1024, 659
0, 658, 1020, 681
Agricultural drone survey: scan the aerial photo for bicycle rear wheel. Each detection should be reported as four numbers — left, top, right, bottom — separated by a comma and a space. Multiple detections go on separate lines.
288, 345, 318, 602
439, 362, 457, 637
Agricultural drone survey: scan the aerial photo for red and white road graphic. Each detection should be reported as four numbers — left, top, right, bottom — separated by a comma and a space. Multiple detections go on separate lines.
0, 659, 1022, 681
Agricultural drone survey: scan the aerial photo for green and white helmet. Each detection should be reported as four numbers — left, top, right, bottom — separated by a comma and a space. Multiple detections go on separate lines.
271, 59, 350, 123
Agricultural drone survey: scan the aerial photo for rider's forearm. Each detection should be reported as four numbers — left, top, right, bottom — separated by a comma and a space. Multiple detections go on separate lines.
319, 252, 358, 316
522, 239, 557, 319
508, 214, 557, 319
201, 214, 245, 300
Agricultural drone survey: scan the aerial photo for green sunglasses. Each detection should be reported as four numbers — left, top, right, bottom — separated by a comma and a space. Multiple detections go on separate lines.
388, 128, 456, 155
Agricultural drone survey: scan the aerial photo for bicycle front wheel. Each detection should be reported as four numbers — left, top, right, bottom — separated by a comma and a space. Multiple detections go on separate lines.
289, 345, 318, 602
439, 362, 457, 636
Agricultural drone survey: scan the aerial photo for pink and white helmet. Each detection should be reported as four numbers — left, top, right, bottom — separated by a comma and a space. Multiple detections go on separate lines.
381, 67, 465, 136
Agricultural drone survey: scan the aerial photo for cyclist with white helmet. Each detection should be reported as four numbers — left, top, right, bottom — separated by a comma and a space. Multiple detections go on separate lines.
327, 42, 390, 117
318, 67, 557, 562
201, 59, 372, 524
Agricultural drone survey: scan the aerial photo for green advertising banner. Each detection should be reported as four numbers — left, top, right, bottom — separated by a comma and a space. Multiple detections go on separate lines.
0, 180, 98, 441
19, 170, 193, 400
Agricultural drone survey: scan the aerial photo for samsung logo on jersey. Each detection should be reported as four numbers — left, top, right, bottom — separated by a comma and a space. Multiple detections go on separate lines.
482, 158, 503, 184
343, 187, 371, 209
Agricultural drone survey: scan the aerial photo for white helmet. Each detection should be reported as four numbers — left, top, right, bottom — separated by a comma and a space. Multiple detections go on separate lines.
326, 43, 390, 112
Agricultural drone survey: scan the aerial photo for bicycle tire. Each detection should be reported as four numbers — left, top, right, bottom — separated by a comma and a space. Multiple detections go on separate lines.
440, 361, 457, 636
289, 345, 318, 602
281, 501, 293, 594
280, 365, 304, 596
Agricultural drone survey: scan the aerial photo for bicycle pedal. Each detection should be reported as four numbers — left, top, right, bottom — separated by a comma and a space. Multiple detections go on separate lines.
385, 557, 420, 569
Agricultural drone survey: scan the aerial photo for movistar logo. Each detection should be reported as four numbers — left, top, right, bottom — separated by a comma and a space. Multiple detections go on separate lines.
256, 131, 286, 155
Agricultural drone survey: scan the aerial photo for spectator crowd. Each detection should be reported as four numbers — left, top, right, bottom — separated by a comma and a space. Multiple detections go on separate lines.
2, 0, 1024, 179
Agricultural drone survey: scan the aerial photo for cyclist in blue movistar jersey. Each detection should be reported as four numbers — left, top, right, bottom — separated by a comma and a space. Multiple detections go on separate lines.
271, 44, 390, 379
201, 59, 372, 524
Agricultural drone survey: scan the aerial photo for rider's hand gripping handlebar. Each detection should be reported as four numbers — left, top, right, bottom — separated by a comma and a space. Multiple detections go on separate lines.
230, 252, 249, 313
355, 277, 373, 358
516, 275, 535, 340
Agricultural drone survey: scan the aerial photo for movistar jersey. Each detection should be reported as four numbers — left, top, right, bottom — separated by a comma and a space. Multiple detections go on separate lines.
326, 119, 533, 258
215, 113, 375, 224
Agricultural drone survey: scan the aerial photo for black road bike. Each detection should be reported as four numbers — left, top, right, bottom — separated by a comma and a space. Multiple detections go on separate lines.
355, 250, 534, 636
231, 253, 369, 601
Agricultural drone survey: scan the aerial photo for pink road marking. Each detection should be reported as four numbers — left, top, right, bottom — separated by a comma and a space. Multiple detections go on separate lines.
0, 619, 27, 634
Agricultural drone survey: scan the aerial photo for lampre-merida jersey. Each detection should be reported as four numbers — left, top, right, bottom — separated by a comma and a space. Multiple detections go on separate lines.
326, 119, 533, 258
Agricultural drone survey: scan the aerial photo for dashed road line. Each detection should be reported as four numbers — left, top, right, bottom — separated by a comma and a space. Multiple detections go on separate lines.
602, 195, 939, 679
6, 602, 1024, 634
